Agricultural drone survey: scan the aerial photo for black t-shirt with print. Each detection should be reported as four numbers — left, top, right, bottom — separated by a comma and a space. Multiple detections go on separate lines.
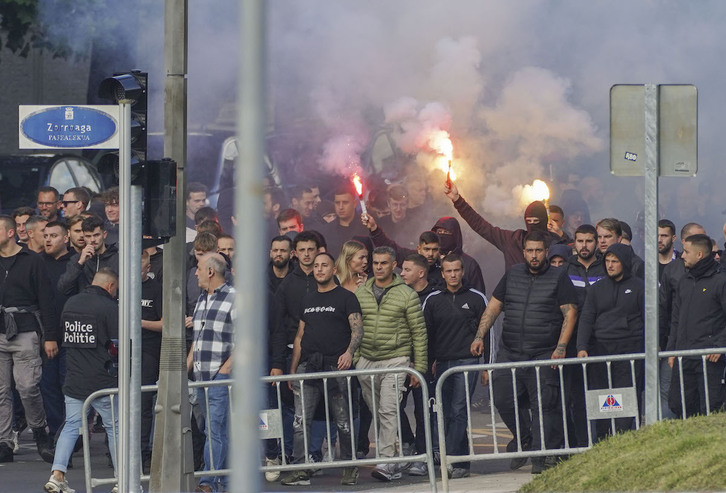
300, 286, 361, 363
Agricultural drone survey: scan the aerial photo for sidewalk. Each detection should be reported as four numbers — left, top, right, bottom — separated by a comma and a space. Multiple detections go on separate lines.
372, 469, 534, 493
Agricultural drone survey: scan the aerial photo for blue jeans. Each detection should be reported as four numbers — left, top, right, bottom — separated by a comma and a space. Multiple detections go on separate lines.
197, 373, 230, 491
437, 358, 479, 469
52, 395, 117, 474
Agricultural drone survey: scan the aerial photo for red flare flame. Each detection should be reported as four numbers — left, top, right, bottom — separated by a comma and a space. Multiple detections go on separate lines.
353, 173, 363, 197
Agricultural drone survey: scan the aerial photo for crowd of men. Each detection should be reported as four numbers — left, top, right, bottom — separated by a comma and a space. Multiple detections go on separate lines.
1, 171, 725, 491
0, 183, 237, 493
262, 176, 726, 486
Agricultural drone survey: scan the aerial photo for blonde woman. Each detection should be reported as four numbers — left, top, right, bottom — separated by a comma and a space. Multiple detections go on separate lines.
336, 240, 368, 292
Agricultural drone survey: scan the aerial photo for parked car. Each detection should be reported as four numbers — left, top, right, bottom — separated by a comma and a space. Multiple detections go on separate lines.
0, 154, 104, 214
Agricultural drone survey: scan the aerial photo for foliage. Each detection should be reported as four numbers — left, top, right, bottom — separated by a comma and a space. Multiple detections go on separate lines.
520, 413, 726, 492
0, 0, 131, 61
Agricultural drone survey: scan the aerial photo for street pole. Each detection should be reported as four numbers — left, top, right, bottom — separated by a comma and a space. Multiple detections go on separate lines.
117, 101, 144, 493
643, 84, 660, 425
150, 0, 194, 491
232, 0, 266, 491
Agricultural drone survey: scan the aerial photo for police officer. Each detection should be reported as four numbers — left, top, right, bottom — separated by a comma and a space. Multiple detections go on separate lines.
44, 268, 119, 493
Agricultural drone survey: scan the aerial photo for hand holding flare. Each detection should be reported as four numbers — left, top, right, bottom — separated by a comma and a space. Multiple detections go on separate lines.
353, 173, 367, 216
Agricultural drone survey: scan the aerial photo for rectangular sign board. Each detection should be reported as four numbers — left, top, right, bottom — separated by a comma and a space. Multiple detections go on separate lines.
19, 105, 120, 150
610, 84, 697, 177
586, 386, 639, 420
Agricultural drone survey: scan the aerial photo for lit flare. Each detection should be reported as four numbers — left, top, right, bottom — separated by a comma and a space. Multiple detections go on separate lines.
352, 173, 368, 215
428, 130, 456, 181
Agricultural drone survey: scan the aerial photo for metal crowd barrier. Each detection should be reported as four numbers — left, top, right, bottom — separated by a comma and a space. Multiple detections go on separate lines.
79, 348, 725, 492
434, 348, 726, 492
261, 367, 437, 491
81, 367, 438, 492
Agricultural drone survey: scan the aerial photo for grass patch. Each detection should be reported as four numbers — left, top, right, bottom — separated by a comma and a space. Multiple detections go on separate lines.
520, 413, 726, 492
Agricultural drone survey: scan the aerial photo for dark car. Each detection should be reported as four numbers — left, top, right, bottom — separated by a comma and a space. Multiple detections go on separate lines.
0, 154, 104, 214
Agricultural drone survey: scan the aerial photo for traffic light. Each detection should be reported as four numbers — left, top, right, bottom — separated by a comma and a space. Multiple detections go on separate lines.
98, 70, 148, 161
141, 159, 177, 239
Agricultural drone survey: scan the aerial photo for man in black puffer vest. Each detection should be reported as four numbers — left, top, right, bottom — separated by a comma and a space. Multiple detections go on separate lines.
577, 243, 644, 439
471, 231, 578, 474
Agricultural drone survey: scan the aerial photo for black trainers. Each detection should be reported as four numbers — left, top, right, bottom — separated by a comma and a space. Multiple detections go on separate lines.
32, 427, 55, 463
0, 442, 13, 463
531, 455, 557, 474
280, 470, 311, 486
507, 437, 531, 470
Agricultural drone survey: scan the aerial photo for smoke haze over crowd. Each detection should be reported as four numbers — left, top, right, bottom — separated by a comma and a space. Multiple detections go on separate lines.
36, 0, 726, 239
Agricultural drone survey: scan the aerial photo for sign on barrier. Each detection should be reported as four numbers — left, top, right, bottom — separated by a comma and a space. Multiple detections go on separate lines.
586, 386, 639, 420
258, 409, 283, 439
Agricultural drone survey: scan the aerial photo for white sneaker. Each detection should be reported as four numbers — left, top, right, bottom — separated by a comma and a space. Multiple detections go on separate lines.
264, 456, 281, 482
371, 463, 403, 482
408, 461, 428, 476
44, 474, 76, 493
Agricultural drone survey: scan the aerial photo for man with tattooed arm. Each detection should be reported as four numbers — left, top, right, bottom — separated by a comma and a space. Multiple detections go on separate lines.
470, 231, 578, 474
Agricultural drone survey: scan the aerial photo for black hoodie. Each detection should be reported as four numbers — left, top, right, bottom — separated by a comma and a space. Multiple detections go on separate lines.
57, 243, 120, 296
577, 243, 644, 352
432, 216, 486, 294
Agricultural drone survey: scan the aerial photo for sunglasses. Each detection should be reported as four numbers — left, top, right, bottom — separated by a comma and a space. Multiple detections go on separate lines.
62, 200, 80, 206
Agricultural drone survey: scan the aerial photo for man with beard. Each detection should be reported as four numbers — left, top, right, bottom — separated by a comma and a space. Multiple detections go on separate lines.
269, 232, 320, 478
57, 215, 119, 297
363, 213, 445, 290
658, 219, 678, 279
470, 231, 578, 474
280, 252, 363, 487
562, 224, 606, 447
40, 221, 75, 443
667, 234, 726, 417
444, 181, 564, 270
577, 243, 644, 439
659, 222, 705, 419
268, 236, 293, 293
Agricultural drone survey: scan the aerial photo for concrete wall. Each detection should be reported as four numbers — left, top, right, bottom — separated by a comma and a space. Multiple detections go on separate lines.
0, 45, 91, 154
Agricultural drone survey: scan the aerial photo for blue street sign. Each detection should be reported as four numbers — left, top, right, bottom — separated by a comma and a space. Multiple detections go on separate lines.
19, 105, 120, 150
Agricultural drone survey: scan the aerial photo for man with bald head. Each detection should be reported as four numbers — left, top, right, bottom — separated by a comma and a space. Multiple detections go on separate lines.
187, 253, 236, 493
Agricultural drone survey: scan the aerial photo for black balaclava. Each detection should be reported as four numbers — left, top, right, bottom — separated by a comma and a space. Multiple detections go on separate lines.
524, 201, 548, 233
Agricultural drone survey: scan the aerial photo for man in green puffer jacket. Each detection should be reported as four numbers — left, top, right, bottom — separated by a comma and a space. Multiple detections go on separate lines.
354, 246, 427, 482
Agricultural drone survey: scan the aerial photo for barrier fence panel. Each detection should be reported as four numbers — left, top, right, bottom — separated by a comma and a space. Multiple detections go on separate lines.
80, 348, 724, 492
261, 367, 437, 492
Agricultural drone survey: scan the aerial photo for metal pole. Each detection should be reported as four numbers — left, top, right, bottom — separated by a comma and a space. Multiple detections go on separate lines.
129, 184, 143, 492
232, 0, 266, 491
118, 100, 131, 493
643, 83, 660, 425
151, 0, 193, 490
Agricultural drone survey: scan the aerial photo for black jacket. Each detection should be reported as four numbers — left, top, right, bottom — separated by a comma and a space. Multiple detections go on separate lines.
272, 263, 317, 364
423, 286, 487, 362
564, 254, 606, 311
577, 244, 644, 352
659, 258, 687, 350
42, 250, 75, 343
667, 257, 726, 352
452, 196, 564, 270
61, 284, 119, 400
57, 243, 120, 296
0, 246, 56, 338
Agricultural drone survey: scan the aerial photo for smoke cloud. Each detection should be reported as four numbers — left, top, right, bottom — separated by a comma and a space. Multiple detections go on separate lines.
33, 0, 726, 239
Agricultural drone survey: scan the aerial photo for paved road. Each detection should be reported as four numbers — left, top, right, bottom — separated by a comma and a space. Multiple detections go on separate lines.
2, 383, 537, 492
